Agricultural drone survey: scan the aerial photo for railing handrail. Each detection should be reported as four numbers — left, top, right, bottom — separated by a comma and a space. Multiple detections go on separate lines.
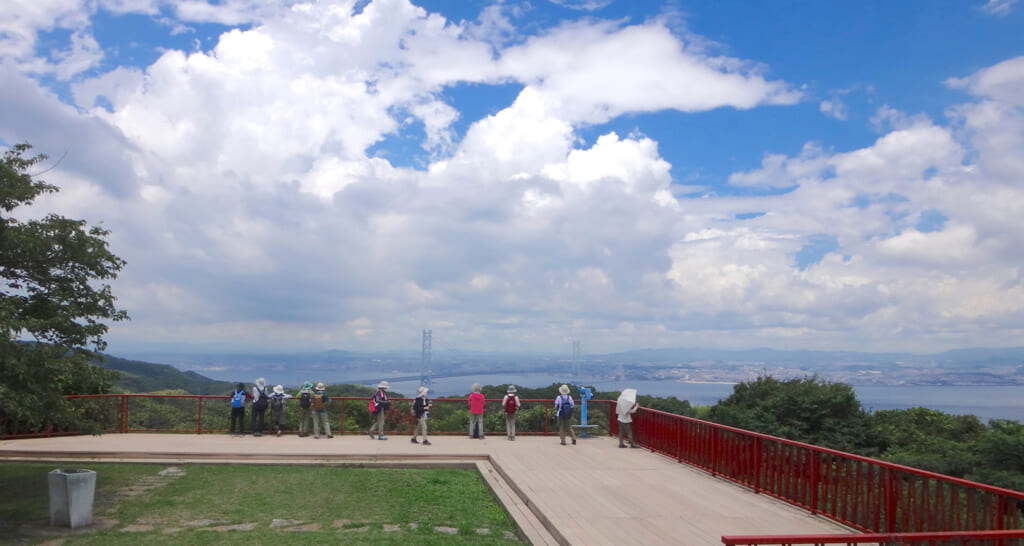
64, 394, 597, 403
722, 529, 1024, 545
637, 406, 1024, 501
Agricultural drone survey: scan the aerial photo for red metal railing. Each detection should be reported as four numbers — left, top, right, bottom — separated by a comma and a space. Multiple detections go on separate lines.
23, 394, 613, 438
627, 406, 1024, 535
722, 529, 1024, 545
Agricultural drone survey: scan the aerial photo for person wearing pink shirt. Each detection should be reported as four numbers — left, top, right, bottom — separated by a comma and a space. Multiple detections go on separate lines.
468, 383, 486, 439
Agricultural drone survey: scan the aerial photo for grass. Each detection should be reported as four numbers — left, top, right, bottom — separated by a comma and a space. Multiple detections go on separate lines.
0, 462, 522, 544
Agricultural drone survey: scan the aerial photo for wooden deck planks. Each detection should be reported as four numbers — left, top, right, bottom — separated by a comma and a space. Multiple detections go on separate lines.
0, 433, 855, 545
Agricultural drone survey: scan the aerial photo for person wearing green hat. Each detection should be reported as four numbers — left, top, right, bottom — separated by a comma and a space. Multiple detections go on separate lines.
296, 381, 314, 437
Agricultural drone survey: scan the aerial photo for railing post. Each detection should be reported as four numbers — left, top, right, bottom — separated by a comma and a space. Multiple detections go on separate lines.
885, 467, 897, 533
676, 414, 682, 462
196, 396, 203, 434
544, 406, 549, 436
810, 449, 820, 516
753, 436, 762, 493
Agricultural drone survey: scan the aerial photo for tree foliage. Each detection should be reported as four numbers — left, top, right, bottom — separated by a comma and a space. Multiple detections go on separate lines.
0, 143, 128, 435
707, 375, 872, 452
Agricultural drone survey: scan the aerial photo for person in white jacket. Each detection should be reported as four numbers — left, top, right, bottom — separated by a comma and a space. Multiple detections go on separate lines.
251, 377, 269, 437
617, 388, 640, 449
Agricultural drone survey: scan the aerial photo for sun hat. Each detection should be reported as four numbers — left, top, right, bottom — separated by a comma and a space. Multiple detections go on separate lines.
507, 385, 517, 393
316, 382, 326, 390
559, 384, 570, 395
302, 381, 313, 390
255, 377, 266, 387
273, 385, 284, 394
377, 380, 390, 389
418, 386, 429, 397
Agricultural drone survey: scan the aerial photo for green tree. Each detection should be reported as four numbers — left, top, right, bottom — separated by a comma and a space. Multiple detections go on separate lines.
968, 419, 1024, 491
707, 375, 871, 452
0, 143, 128, 435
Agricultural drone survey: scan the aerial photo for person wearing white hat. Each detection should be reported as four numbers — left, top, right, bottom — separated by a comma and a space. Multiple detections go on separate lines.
502, 385, 521, 441
368, 380, 391, 440
411, 386, 432, 446
268, 385, 292, 437
554, 384, 577, 445
251, 377, 269, 437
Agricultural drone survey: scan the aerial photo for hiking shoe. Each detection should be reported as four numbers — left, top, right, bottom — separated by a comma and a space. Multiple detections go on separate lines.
379, 436, 388, 440
619, 444, 627, 448
411, 438, 419, 444
277, 430, 281, 437
572, 438, 576, 445
368, 430, 375, 439
560, 441, 566, 445
630, 444, 640, 448
422, 440, 431, 445
314, 436, 320, 439
327, 435, 334, 439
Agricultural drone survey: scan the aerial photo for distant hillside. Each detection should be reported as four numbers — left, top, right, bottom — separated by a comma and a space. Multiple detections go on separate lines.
94, 354, 235, 395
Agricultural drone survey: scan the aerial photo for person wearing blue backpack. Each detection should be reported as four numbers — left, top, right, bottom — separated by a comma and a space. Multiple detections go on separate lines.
228, 382, 251, 437
554, 384, 577, 446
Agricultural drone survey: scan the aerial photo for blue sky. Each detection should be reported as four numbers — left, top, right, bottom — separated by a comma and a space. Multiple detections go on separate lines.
2, 0, 1023, 355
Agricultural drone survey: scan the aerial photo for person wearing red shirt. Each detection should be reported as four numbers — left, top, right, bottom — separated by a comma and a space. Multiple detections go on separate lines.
468, 383, 486, 439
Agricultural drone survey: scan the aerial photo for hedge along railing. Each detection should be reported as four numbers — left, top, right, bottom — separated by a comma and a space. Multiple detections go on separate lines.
721, 529, 1024, 545
625, 405, 1024, 534
41, 394, 614, 438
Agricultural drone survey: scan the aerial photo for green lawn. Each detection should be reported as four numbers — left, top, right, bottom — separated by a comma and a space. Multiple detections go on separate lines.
0, 462, 522, 544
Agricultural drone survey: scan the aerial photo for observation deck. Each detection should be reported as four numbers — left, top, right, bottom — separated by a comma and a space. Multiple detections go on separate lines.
0, 432, 847, 545
3, 395, 1023, 544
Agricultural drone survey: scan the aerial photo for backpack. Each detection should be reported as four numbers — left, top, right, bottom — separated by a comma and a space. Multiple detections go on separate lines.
298, 390, 312, 409
231, 390, 245, 408
557, 394, 573, 419
504, 395, 518, 415
253, 386, 268, 410
312, 392, 327, 411
270, 394, 284, 411
370, 392, 389, 414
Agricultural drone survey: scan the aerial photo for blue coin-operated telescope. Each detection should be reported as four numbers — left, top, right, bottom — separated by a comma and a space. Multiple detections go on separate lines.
576, 386, 594, 437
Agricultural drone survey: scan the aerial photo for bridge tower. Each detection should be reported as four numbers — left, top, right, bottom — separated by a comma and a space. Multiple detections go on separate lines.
421, 329, 432, 388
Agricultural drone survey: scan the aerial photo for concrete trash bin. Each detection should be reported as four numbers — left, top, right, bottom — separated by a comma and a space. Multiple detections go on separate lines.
48, 468, 96, 528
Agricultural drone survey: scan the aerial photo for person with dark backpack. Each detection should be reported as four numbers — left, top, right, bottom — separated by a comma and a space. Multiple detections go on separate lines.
228, 382, 251, 437
269, 385, 291, 437
296, 381, 313, 437
502, 385, 521, 441
554, 384, 577, 446
251, 377, 269, 437
368, 381, 390, 440
411, 386, 432, 446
